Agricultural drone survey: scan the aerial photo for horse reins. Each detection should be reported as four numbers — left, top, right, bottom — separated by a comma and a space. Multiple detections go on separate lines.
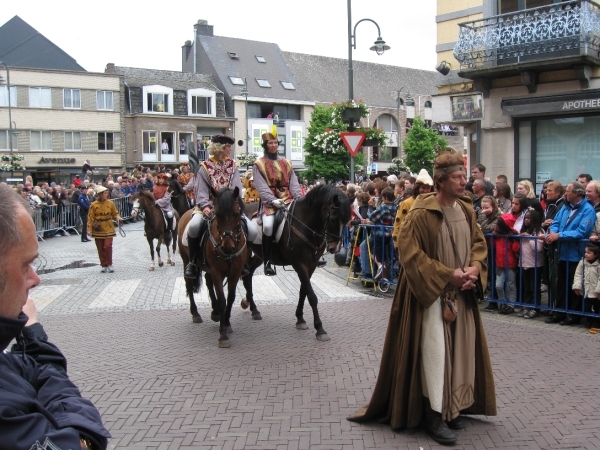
282, 200, 343, 254
207, 216, 247, 264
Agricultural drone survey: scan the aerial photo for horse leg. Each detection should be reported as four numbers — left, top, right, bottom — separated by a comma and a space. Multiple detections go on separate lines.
223, 277, 237, 334
185, 277, 203, 323
147, 237, 156, 271
205, 274, 220, 322
241, 255, 262, 320
295, 284, 308, 330
296, 266, 329, 341
169, 236, 176, 266
212, 273, 230, 348
156, 239, 163, 267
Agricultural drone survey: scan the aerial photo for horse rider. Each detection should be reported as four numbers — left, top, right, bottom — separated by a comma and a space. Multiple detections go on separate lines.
253, 130, 302, 276
178, 162, 195, 208
153, 172, 175, 240
184, 134, 257, 279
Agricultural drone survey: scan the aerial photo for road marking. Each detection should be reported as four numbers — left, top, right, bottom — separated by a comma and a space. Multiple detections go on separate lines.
310, 272, 371, 299
31, 285, 71, 311
171, 277, 209, 304
88, 279, 141, 308
236, 275, 286, 302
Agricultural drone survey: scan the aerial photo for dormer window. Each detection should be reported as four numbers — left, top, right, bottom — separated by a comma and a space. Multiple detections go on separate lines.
256, 55, 266, 63
188, 88, 216, 117
142, 85, 174, 114
229, 76, 245, 85
281, 81, 295, 90
228, 52, 239, 60
256, 79, 271, 88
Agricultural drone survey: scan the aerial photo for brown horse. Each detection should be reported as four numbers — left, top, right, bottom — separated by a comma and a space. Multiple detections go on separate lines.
131, 190, 179, 270
177, 187, 254, 348
168, 177, 190, 219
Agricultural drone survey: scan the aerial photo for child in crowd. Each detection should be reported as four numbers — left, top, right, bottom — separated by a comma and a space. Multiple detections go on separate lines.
349, 192, 371, 276
572, 243, 600, 331
478, 196, 501, 311
494, 214, 520, 314
519, 208, 545, 319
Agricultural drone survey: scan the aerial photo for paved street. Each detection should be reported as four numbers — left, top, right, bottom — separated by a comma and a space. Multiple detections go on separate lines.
33, 222, 600, 449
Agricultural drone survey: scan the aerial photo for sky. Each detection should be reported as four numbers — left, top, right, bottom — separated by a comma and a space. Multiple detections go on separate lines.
1, 0, 437, 74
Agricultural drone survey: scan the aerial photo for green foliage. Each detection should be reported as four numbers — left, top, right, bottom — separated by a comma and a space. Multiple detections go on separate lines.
302, 104, 366, 182
402, 116, 447, 174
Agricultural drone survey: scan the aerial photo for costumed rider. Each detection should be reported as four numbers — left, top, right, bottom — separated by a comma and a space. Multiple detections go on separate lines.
153, 173, 175, 240
184, 134, 257, 279
253, 129, 302, 276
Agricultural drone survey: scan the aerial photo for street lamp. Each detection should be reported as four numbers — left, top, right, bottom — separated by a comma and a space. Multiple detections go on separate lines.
240, 78, 249, 160
347, 0, 389, 183
0, 61, 13, 160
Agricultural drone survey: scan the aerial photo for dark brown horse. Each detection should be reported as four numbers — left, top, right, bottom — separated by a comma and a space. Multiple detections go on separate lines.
168, 177, 190, 219
243, 184, 351, 341
177, 187, 254, 348
131, 191, 179, 270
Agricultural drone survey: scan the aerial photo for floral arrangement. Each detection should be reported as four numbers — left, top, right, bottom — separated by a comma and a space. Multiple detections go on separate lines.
236, 152, 258, 167
0, 154, 26, 171
331, 99, 370, 123
312, 129, 348, 154
388, 157, 407, 175
357, 127, 388, 147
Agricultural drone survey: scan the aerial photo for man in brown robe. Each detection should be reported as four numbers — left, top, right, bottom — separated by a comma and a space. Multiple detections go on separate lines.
348, 152, 496, 446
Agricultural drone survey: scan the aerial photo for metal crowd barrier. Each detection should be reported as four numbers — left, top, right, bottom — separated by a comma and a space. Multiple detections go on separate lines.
485, 234, 600, 322
34, 195, 133, 241
346, 224, 398, 293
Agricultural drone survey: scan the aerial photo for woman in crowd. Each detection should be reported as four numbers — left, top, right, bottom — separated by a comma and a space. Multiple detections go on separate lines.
517, 180, 536, 199
88, 185, 123, 273
508, 193, 528, 233
494, 182, 512, 214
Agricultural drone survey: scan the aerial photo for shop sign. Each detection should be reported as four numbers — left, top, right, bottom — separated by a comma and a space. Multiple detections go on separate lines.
38, 157, 77, 164
536, 172, 551, 184
451, 94, 483, 121
502, 91, 600, 116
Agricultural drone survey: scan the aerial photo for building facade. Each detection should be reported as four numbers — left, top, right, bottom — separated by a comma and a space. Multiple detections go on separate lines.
434, 0, 600, 190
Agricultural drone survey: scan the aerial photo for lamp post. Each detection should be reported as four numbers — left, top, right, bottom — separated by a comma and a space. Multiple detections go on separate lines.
240, 78, 250, 162
347, 0, 389, 183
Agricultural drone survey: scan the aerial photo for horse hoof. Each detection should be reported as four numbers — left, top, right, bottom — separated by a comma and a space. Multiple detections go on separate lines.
211, 312, 220, 322
296, 322, 309, 330
192, 316, 203, 324
225, 326, 233, 334
241, 298, 249, 310
171, 261, 175, 266
149, 266, 155, 271
252, 313, 262, 320
316, 333, 330, 341
219, 340, 231, 348
159, 262, 164, 267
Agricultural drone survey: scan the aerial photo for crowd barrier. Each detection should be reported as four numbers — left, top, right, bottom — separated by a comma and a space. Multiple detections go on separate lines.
33, 195, 133, 241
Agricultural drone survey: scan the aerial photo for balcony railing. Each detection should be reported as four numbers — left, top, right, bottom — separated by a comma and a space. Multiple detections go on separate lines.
454, 0, 600, 71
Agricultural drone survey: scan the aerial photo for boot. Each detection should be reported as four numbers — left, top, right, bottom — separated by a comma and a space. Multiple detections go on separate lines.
184, 236, 200, 279
262, 234, 276, 276
423, 397, 457, 446
165, 216, 173, 241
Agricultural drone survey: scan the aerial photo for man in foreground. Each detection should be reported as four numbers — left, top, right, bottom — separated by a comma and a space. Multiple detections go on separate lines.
348, 152, 496, 446
0, 184, 110, 449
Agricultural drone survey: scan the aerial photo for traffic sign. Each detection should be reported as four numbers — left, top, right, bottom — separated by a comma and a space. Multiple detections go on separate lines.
340, 132, 366, 157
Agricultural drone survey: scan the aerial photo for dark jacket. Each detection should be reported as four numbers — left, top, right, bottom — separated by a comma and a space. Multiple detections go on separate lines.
78, 192, 91, 212
0, 313, 110, 450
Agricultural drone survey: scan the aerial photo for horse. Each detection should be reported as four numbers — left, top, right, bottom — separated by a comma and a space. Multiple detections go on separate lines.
243, 184, 351, 341
177, 187, 256, 348
131, 190, 179, 270
168, 177, 191, 219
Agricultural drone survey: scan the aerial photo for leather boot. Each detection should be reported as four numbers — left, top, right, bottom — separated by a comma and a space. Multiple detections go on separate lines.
184, 236, 200, 279
262, 234, 276, 276
423, 397, 457, 446
165, 217, 173, 241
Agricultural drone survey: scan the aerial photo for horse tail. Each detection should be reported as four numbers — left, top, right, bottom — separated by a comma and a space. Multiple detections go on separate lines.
190, 270, 203, 295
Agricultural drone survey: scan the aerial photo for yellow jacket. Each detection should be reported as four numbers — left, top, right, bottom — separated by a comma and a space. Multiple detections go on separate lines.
88, 199, 118, 238
392, 197, 416, 246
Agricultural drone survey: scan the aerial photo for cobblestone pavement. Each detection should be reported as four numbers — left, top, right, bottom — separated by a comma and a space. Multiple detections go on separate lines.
33, 223, 600, 449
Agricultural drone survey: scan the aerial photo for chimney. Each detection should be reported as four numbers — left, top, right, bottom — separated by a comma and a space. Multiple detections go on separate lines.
194, 19, 213, 37
182, 41, 193, 72
105, 63, 115, 74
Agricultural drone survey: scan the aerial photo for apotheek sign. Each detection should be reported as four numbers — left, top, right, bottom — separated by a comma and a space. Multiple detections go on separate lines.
38, 157, 77, 164
502, 91, 600, 116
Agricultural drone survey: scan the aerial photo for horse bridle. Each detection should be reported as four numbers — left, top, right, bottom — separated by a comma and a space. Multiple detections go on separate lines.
207, 216, 246, 264
284, 200, 344, 254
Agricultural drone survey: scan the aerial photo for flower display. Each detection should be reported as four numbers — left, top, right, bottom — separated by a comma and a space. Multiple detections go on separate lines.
0, 154, 26, 171
331, 100, 370, 123
236, 152, 258, 167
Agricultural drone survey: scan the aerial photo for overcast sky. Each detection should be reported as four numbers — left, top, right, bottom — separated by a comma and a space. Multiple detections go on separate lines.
1, 0, 437, 74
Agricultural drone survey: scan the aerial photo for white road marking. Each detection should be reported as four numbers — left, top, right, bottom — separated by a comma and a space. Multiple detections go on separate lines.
88, 279, 142, 308
30, 285, 71, 311
171, 277, 210, 305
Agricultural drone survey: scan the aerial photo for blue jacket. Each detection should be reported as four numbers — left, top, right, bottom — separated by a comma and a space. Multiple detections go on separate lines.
0, 313, 110, 449
78, 192, 91, 211
549, 198, 596, 262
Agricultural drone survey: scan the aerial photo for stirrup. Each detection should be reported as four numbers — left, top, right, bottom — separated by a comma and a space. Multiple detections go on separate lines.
264, 261, 276, 276
184, 262, 198, 279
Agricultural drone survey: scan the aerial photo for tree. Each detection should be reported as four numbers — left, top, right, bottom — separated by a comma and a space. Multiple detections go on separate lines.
402, 116, 448, 174
302, 104, 366, 182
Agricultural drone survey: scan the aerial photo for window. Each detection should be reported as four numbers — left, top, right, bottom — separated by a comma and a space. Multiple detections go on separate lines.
64, 132, 81, 150
143, 131, 157, 161
29, 87, 52, 108
229, 76, 245, 85
147, 93, 169, 113
31, 131, 52, 150
256, 79, 271, 88
188, 88, 215, 117
0, 86, 16, 107
191, 96, 211, 115
63, 89, 81, 109
97, 91, 114, 110
0, 130, 9, 149
228, 52, 239, 59
281, 81, 295, 90
256, 55, 266, 63
98, 132, 114, 151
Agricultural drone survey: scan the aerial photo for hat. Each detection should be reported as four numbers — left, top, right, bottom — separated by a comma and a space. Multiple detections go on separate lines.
156, 173, 169, 180
387, 174, 398, 184
211, 135, 235, 145
500, 213, 516, 230
75, 174, 80, 178
95, 185, 108, 194
261, 132, 277, 142
415, 169, 433, 186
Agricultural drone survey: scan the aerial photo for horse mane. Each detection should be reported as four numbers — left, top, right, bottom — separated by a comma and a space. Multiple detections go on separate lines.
169, 178, 185, 195
138, 189, 156, 202
302, 184, 351, 223
214, 187, 244, 219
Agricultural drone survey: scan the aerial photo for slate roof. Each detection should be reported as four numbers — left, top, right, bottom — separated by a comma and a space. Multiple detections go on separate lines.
282, 52, 437, 108
0, 16, 85, 72
198, 35, 311, 102
110, 66, 222, 92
